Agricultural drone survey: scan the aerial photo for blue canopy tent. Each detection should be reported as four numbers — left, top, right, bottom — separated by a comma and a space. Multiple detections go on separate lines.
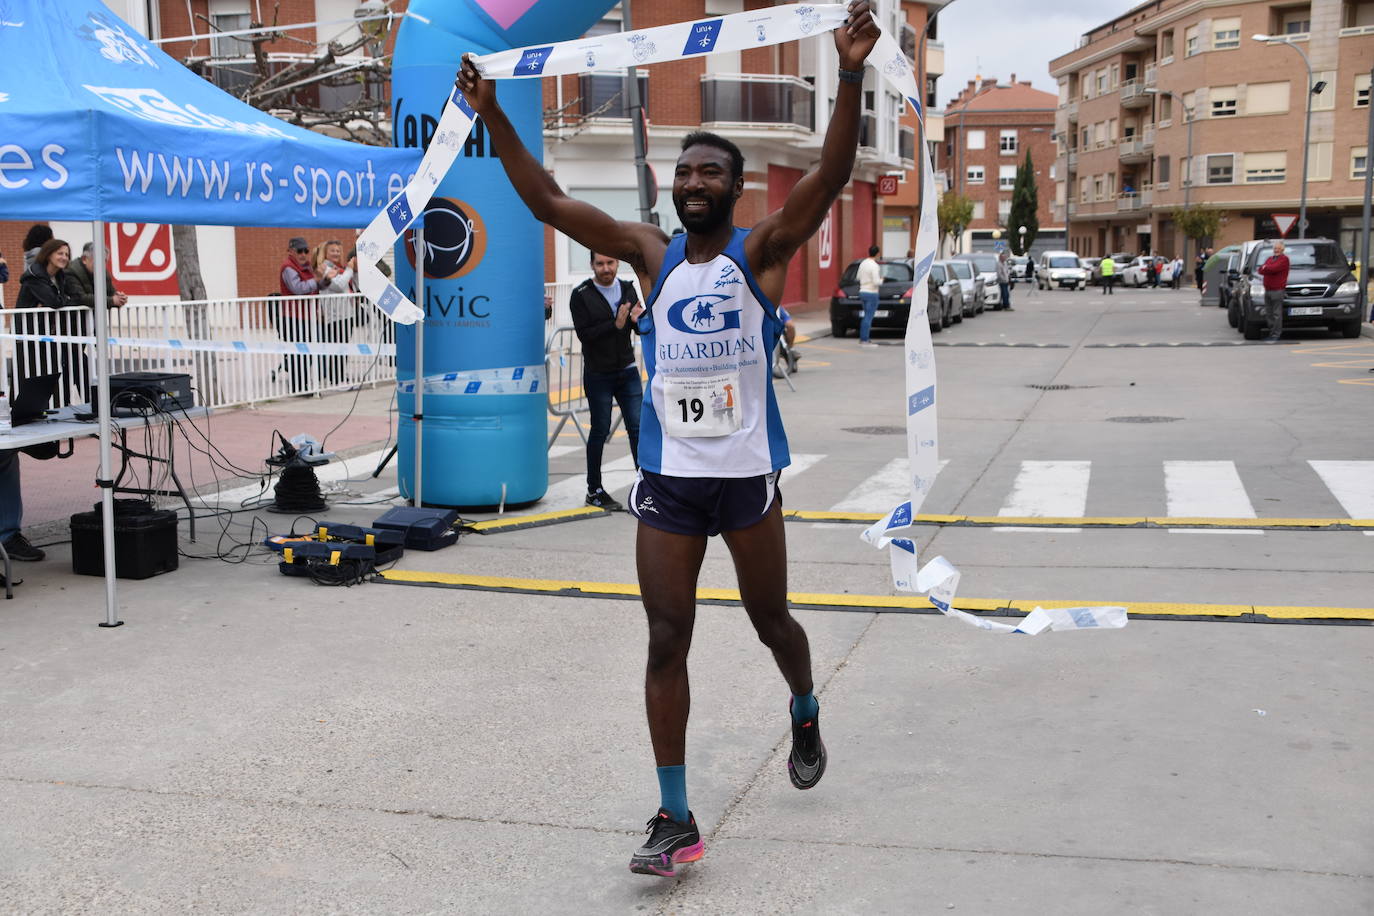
0, 0, 420, 625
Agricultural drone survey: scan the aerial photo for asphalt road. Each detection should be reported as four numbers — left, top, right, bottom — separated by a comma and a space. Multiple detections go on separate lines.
2, 282, 1371, 913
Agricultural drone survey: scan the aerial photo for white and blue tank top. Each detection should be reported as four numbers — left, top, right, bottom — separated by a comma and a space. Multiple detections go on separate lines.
637, 227, 790, 478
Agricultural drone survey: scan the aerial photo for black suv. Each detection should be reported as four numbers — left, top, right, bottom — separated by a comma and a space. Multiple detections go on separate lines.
1234, 238, 1363, 340
830, 258, 914, 337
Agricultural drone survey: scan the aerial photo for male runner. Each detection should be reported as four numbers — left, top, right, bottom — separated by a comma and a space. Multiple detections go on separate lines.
456, 1, 880, 877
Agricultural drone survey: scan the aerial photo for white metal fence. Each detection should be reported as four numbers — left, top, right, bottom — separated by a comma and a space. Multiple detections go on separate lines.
2, 294, 396, 410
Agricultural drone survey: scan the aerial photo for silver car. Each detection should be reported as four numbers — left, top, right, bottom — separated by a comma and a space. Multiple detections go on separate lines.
944, 259, 986, 316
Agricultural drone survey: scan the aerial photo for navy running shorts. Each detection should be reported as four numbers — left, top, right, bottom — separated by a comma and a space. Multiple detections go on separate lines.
628, 469, 781, 537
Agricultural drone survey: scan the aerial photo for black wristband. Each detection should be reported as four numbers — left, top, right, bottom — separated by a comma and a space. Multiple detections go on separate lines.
838, 68, 865, 84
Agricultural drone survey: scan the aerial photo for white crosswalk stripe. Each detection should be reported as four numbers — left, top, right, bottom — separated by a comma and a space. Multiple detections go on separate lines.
1164, 460, 1261, 535
1308, 461, 1374, 536
829, 457, 949, 513
995, 460, 1089, 532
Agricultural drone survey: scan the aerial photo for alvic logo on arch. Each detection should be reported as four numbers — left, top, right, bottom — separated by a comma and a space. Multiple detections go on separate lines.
665, 294, 741, 335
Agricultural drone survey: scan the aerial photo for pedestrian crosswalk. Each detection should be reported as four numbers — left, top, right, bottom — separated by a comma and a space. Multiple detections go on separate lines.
545, 450, 1374, 528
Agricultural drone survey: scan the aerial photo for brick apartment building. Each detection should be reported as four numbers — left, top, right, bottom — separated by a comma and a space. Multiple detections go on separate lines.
935, 77, 1062, 254
543, 0, 942, 311
1049, 0, 1374, 260
1, 0, 945, 313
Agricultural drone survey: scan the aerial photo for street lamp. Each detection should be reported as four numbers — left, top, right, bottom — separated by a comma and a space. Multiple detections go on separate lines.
1253, 33, 1322, 239
1144, 87, 1196, 265
1018, 224, 1027, 256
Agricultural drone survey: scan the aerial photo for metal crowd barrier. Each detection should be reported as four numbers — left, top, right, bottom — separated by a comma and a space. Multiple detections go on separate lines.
2, 294, 396, 411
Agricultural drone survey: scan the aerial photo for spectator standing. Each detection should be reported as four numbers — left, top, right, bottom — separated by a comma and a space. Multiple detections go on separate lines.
21, 225, 52, 271
1258, 240, 1290, 343
856, 245, 881, 348
1146, 257, 1159, 288
1194, 248, 1207, 290
1099, 254, 1117, 295
996, 250, 1013, 311
278, 236, 333, 394
568, 251, 644, 510
313, 240, 356, 385
16, 239, 83, 402
66, 242, 129, 309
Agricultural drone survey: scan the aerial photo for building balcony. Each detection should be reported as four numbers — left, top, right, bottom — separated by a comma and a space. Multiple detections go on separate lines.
1118, 129, 1154, 164
899, 125, 916, 164
1116, 190, 1152, 212
934, 170, 949, 193
1064, 100, 1079, 122
927, 41, 945, 78
858, 113, 878, 150
1067, 150, 1079, 171
1144, 62, 1157, 87
700, 73, 814, 131
1120, 79, 1151, 108
577, 72, 649, 119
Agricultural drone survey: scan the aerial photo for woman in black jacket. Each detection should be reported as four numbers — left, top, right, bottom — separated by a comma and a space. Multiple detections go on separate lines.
14, 238, 84, 404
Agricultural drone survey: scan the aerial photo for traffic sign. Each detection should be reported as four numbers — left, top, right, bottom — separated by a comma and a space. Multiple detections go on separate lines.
106, 223, 178, 295
1271, 213, 1298, 238
877, 175, 900, 196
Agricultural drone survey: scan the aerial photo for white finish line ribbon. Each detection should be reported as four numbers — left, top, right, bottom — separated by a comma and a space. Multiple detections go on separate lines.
357, 4, 1125, 635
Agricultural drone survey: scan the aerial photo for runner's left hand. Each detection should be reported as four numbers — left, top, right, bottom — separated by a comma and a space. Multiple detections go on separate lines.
836, 1, 881, 71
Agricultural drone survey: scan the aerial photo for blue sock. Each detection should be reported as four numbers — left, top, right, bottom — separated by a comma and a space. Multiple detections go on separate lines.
656, 765, 688, 823
791, 692, 818, 724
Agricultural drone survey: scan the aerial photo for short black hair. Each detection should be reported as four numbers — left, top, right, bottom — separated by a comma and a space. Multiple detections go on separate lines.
868, 245, 880, 257
680, 131, 744, 182
22, 224, 53, 252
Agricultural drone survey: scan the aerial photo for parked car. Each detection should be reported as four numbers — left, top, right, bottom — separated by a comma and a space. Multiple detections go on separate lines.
1008, 255, 1031, 285
829, 258, 915, 338
1037, 251, 1089, 290
1082, 256, 1104, 286
926, 261, 962, 331
943, 258, 985, 316
951, 252, 1002, 308
1120, 256, 1169, 287
1233, 238, 1363, 340
1219, 241, 1262, 325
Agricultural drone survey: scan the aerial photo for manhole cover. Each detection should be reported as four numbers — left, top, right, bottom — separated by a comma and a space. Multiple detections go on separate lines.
842, 426, 906, 435
1107, 415, 1182, 423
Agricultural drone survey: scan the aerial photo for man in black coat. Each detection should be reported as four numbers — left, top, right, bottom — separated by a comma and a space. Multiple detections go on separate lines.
569, 251, 644, 510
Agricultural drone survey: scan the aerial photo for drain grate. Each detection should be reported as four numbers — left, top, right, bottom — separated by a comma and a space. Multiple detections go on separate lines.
842, 425, 907, 435
1108, 415, 1182, 423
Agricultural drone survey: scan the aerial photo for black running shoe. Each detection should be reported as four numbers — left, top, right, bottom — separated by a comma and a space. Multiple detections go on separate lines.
788, 701, 827, 790
3, 534, 45, 562
586, 488, 623, 511
629, 808, 703, 877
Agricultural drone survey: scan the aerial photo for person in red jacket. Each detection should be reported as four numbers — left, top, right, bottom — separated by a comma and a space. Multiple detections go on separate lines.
1258, 240, 1290, 343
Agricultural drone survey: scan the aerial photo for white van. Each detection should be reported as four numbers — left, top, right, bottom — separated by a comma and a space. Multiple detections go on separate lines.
1037, 250, 1089, 291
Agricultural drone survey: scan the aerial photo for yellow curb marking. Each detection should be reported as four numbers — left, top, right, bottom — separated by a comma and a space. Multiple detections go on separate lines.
377, 571, 1374, 620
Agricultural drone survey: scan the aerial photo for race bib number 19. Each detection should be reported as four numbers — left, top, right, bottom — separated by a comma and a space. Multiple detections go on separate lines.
663, 372, 742, 438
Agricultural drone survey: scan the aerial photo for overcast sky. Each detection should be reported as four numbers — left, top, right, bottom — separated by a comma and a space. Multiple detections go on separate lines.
933, 0, 1141, 107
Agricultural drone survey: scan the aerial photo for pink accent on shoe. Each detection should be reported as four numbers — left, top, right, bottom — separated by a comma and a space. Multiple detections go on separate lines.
673, 841, 704, 864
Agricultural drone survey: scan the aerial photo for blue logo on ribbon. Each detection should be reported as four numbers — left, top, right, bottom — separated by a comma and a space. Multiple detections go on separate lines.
892, 538, 916, 554
377, 286, 403, 314
465, 381, 481, 394
683, 19, 723, 55
1070, 608, 1099, 628
386, 197, 413, 233
907, 95, 923, 121
450, 89, 476, 120
908, 384, 935, 415
665, 294, 742, 335
512, 367, 524, 380
914, 252, 935, 284
530, 381, 540, 393
517, 46, 554, 74
888, 501, 912, 529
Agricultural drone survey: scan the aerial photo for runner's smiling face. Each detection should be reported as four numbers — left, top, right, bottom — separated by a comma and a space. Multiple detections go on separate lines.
673, 144, 741, 235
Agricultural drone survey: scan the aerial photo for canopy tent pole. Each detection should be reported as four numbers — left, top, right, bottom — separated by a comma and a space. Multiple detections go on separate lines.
92, 221, 122, 628
413, 220, 425, 508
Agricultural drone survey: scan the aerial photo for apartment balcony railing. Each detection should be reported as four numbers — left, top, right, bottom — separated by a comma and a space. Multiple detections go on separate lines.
700, 73, 814, 130
1120, 78, 1151, 108
1144, 62, 1157, 86
1118, 127, 1155, 163
899, 125, 916, 164
934, 170, 949, 193
1067, 150, 1079, 171
1064, 100, 1079, 122
577, 72, 649, 118
1116, 189, 1152, 211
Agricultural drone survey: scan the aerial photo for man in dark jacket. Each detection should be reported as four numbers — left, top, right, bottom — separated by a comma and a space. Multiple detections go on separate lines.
66, 242, 128, 308
569, 251, 644, 510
